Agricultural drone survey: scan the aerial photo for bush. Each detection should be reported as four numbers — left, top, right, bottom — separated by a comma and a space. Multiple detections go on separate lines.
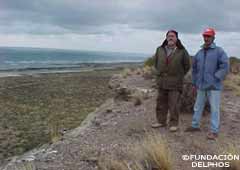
220, 144, 240, 170
144, 57, 154, 68
229, 57, 240, 65
224, 74, 240, 96
121, 68, 133, 78
99, 133, 173, 170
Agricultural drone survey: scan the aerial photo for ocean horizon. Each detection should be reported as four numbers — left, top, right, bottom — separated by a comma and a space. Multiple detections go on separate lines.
0, 47, 149, 75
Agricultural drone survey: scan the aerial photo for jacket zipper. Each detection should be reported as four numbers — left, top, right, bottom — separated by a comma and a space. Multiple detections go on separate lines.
202, 49, 207, 88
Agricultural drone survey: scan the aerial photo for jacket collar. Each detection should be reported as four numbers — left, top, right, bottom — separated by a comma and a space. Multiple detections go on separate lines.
201, 42, 216, 49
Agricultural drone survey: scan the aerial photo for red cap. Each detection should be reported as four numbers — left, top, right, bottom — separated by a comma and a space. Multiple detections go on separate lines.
202, 28, 215, 36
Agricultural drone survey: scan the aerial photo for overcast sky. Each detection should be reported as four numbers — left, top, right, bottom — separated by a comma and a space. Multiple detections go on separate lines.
0, 0, 240, 56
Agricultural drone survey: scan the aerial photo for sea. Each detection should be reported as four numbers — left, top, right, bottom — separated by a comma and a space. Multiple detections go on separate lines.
0, 47, 149, 77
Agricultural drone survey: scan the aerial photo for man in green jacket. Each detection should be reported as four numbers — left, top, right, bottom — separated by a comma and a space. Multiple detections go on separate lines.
152, 30, 191, 132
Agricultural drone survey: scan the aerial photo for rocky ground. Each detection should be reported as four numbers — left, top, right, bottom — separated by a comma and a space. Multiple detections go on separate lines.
1, 70, 240, 170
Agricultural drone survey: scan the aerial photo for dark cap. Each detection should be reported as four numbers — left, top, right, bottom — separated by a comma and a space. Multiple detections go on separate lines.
166, 30, 178, 38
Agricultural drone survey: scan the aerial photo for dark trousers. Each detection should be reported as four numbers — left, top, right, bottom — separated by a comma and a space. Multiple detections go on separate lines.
156, 88, 181, 126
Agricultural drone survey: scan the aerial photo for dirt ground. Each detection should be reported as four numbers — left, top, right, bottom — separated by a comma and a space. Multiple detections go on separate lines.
1, 73, 240, 170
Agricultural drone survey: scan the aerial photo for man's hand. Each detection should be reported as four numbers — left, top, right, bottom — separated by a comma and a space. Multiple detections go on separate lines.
192, 85, 197, 96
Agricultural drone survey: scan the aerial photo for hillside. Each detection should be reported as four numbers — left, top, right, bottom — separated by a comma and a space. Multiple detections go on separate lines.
1, 67, 240, 170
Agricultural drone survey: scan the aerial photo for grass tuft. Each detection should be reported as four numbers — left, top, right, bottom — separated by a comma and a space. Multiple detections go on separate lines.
99, 133, 173, 170
224, 74, 240, 96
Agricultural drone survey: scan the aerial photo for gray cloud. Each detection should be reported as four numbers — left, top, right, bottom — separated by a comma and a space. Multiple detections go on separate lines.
0, 0, 240, 35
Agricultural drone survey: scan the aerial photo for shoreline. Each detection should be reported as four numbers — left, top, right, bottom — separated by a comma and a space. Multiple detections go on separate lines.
0, 62, 143, 78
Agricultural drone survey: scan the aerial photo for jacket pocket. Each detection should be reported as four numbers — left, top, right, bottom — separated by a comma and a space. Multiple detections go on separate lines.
206, 73, 215, 84
206, 73, 219, 89
214, 72, 221, 81
163, 76, 183, 89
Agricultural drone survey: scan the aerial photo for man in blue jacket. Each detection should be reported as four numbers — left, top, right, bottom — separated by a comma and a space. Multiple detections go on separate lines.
185, 28, 229, 140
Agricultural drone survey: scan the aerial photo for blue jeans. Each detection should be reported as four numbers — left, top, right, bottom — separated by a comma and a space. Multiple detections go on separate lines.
192, 90, 221, 133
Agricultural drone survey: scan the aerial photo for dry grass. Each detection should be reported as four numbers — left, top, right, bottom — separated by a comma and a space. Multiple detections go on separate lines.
99, 133, 173, 170
48, 121, 61, 143
143, 57, 154, 68
226, 145, 240, 170
121, 66, 153, 79
121, 68, 133, 78
133, 134, 173, 170
11, 161, 36, 170
0, 70, 116, 159
219, 144, 240, 170
142, 66, 154, 79
224, 74, 240, 96
142, 66, 152, 73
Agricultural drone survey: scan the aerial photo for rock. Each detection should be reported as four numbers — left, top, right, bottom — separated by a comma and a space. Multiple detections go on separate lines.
106, 108, 112, 113
134, 88, 152, 100
108, 74, 123, 90
134, 68, 143, 75
109, 75, 132, 101
180, 70, 210, 114
92, 119, 101, 127
133, 96, 142, 106
109, 73, 153, 104
114, 86, 133, 101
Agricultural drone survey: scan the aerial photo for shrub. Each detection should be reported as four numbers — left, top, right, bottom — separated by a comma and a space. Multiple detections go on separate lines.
99, 133, 173, 170
144, 57, 154, 68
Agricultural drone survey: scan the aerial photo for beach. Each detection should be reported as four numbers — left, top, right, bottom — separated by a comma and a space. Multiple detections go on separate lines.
0, 66, 130, 160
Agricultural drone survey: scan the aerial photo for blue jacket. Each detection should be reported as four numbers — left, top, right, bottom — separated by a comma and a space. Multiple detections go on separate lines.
192, 43, 229, 90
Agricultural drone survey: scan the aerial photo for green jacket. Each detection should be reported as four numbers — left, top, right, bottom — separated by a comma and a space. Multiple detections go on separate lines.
154, 46, 190, 90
